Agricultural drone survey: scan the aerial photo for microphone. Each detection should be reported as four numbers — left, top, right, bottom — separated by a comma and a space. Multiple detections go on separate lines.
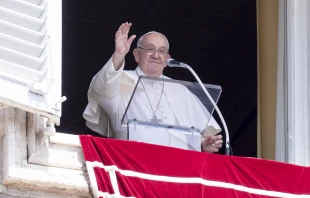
166, 58, 231, 155
166, 58, 187, 68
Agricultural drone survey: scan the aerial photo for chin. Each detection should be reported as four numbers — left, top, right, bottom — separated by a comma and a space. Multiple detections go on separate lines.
143, 64, 163, 77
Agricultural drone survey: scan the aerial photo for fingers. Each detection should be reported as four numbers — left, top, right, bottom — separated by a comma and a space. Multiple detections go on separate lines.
115, 22, 135, 45
212, 138, 223, 146
123, 22, 131, 35
205, 135, 215, 143
214, 139, 223, 145
115, 23, 126, 39
215, 134, 223, 140
213, 144, 222, 149
116, 22, 131, 36
120, 23, 127, 34
115, 30, 121, 38
128, 35, 136, 46
201, 141, 219, 153
115, 23, 124, 37
114, 22, 135, 58
214, 135, 223, 149
202, 134, 224, 153
204, 135, 222, 143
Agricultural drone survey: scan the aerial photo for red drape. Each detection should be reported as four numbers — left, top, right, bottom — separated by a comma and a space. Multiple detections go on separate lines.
80, 135, 310, 198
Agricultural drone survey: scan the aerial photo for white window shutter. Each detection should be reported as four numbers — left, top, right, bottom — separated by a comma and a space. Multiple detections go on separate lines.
0, 0, 63, 124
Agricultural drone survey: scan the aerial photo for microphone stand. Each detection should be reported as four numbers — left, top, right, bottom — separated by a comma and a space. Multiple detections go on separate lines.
175, 63, 231, 155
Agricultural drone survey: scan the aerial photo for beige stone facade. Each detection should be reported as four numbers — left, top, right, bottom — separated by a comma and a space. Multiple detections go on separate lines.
0, 107, 90, 198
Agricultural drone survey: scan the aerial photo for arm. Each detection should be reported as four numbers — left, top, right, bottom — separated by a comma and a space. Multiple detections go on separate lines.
90, 23, 136, 116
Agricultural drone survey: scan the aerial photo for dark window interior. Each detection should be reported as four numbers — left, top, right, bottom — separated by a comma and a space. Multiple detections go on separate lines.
59, 0, 257, 157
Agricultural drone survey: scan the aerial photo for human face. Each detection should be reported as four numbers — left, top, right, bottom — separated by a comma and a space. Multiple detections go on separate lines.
133, 33, 170, 77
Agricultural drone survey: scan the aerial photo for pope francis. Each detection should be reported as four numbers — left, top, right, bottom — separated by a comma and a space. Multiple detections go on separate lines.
83, 22, 223, 153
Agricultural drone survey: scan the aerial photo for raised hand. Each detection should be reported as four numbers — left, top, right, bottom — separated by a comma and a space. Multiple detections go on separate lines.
112, 22, 136, 70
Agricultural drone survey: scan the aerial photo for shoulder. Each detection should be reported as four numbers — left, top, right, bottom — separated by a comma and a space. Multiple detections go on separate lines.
120, 69, 139, 85
123, 69, 138, 80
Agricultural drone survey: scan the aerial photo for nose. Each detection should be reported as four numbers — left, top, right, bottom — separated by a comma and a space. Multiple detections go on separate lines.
151, 50, 160, 58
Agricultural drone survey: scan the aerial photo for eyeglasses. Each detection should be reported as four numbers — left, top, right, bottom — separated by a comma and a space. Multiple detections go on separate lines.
137, 47, 169, 57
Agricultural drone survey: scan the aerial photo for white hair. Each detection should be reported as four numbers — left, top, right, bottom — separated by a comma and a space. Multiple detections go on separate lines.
136, 31, 169, 50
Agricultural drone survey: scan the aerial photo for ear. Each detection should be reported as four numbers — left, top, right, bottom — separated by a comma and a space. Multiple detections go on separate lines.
133, 49, 140, 63
164, 54, 171, 68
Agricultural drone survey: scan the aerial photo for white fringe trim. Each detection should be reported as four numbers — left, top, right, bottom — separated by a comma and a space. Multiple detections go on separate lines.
86, 161, 310, 198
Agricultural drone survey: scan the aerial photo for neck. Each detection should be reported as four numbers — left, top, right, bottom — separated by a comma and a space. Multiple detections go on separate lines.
136, 66, 162, 78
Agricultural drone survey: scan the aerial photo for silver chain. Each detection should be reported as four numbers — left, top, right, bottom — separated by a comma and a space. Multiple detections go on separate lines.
135, 70, 164, 122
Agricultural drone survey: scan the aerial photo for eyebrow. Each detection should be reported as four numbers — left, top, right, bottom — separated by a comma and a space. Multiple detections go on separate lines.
144, 44, 167, 49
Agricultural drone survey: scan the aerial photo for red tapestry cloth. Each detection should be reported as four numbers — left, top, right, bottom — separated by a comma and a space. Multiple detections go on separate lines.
79, 135, 310, 198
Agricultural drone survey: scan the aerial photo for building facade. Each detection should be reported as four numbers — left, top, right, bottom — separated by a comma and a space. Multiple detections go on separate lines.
0, 0, 309, 197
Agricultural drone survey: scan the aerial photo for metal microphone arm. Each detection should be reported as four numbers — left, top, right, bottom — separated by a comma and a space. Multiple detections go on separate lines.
181, 63, 231, 155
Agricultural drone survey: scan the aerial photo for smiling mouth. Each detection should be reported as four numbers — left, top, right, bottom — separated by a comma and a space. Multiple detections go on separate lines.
149, 61, 161, 64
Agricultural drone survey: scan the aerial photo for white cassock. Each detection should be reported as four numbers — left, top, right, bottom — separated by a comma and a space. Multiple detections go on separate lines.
83, 57, 221, 151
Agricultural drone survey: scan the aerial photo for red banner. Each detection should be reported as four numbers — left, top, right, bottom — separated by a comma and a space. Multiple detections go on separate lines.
80, 135, 310, 198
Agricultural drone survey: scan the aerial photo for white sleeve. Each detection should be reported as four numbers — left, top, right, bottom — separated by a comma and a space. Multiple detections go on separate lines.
82, 56, 124, 136
90, 56, 124, 116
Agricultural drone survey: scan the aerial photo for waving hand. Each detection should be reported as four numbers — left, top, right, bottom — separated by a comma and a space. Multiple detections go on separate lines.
112, 22, 136, 70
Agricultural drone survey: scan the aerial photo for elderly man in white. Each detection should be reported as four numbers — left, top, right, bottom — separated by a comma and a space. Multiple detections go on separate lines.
83, 22, 223, 153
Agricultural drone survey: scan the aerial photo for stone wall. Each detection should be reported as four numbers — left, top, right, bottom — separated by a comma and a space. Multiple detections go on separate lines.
0, 107, 90, 198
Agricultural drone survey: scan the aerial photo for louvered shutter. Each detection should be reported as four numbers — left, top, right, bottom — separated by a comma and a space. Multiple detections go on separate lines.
0, 0, 62, 123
